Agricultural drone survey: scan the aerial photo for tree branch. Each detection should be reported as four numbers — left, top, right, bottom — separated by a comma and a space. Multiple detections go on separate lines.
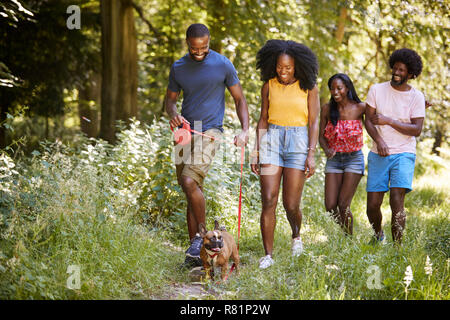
131, 1, 165, 41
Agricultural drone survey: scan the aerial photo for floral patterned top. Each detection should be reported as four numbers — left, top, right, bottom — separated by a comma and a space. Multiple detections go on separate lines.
324, 120, 363, 153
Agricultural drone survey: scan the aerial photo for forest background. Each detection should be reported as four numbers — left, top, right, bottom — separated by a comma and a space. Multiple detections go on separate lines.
0, 0, 448, 300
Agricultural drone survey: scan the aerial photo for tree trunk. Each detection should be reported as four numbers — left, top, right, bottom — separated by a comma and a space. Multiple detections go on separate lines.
99, 0, 138, 143
100, 0, 119, 143
117, 0, 138, 122
79, 72, 101, 138
335, 7, 347, 44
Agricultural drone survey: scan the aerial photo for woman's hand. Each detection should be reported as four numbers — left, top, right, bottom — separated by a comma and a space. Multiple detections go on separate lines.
250, 150, 260, 176
305, 154, 316, 178
325, 147, 336, 159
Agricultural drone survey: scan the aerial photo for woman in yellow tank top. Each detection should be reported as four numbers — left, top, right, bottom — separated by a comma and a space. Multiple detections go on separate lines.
250, 40, 320, 269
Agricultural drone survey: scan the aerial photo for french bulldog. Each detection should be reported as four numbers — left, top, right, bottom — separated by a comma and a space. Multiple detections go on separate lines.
199, 220, 239, 281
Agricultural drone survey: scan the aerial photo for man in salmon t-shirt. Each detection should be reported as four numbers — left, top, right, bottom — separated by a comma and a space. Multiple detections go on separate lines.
364, 48, 425, 244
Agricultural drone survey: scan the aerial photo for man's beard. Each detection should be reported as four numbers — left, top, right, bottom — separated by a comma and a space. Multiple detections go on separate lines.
391, 74, 408, 86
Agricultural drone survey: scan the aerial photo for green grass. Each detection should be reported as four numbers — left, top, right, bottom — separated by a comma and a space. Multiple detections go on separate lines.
0, 120, 448, 299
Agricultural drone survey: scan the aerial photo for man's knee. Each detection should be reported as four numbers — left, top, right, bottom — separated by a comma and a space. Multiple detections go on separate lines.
366, 198, 379, 211
181, 175, 199, 193
389, 188, 406, 207
367, 192, 384, 212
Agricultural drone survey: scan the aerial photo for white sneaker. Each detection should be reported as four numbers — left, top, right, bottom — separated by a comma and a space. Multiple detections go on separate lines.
292, 237, 303, 257
259, 255, 274, 269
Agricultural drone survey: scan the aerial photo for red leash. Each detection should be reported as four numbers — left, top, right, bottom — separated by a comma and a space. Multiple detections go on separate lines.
171, 121, 244, 281
224, 145, 244, 281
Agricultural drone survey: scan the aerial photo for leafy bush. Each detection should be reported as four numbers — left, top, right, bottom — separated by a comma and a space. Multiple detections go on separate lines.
0, 119, 187, 299
0, 119, 448, 300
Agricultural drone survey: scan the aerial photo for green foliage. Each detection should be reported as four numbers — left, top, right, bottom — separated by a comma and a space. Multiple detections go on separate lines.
0, 120, 187, 299
1, 0, 449, 299
0, 0, 100, 118
133, 0, 449, 148
1, 0, 448, 152
1, 120, 448, 299
110, 119, 185, 224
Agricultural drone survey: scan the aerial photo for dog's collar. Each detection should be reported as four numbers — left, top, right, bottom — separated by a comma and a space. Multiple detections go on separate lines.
205, 248, 220, 259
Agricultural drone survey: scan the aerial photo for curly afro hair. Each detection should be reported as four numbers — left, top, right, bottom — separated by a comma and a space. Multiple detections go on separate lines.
389, 48, 423, 79
256, 40, 318, 91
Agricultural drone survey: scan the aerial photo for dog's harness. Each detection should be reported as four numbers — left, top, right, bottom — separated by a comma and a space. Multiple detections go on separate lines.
172, 120, 244, 281
205, 248, 219, 266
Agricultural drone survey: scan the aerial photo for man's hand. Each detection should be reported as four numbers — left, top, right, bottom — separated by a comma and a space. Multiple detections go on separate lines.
169, 114, 189, 129
376, 139, 390, 157
234, 130, 249, 147
228, 83, 250, 146
371, 114, 393, 126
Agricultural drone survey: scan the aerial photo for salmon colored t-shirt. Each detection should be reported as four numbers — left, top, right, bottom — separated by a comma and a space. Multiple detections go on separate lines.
366, 81, 425, 155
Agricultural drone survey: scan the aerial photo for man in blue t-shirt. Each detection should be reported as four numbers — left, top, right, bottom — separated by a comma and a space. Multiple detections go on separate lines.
165, 24, 249, 268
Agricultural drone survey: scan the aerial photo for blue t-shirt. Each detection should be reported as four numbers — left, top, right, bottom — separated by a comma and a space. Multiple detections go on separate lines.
168, 50, 240, 132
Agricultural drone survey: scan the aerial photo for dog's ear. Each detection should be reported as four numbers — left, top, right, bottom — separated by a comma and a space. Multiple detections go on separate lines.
214, 220, 220, 230
198, 223, 207, 237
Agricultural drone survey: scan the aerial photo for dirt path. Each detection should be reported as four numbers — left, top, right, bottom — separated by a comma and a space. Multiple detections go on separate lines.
157, 242, 228, 299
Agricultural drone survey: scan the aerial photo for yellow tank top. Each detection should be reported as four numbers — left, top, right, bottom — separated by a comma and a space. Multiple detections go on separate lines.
268, 77, 309, 126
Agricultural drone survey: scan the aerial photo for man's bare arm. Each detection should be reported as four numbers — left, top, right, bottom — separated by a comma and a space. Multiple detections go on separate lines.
227, 82, 249, 146
164, 88, 186, 128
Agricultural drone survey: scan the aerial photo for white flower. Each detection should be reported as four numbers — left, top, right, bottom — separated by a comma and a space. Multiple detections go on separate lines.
325, 264, 340, 271
325, 264, 340, 276
403, 265, 413, 288
108, 214, 117, 224
7, 257, 18, 269
424, 256, 433, 276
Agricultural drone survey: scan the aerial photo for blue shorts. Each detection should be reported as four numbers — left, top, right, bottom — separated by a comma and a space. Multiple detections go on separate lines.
366, 151, 416, 193
259, 123, 308, 170
325, 150, 365, 175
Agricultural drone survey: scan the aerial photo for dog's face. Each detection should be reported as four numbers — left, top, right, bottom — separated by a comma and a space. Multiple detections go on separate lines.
199, 223, 224, 253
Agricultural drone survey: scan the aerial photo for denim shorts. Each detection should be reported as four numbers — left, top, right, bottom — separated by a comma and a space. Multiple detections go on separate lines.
367, 151, 416, 193
325, 149, 365, 175
259, 123, 308, 170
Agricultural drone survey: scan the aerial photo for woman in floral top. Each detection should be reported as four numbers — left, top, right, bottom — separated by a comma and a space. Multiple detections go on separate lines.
319, 73, 365, 235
